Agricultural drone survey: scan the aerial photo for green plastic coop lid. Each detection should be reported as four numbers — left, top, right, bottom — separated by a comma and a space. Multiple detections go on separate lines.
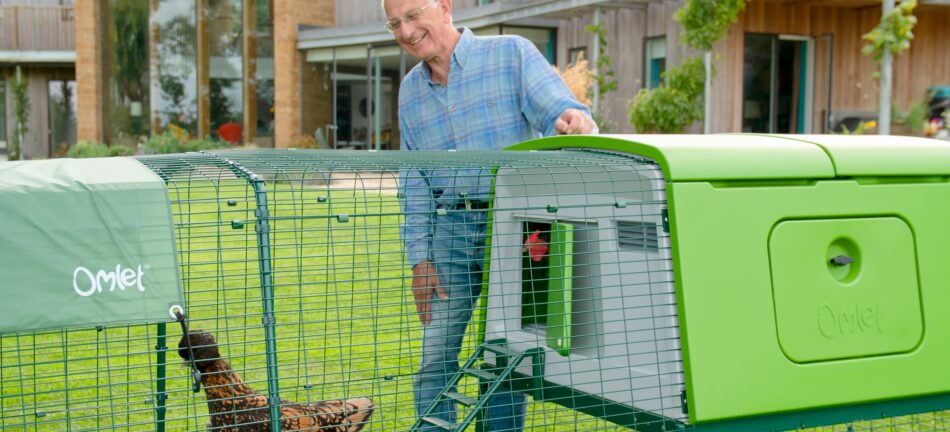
775, 134, 950, 177
0, 158, 182, 334
507, 134, 836, 181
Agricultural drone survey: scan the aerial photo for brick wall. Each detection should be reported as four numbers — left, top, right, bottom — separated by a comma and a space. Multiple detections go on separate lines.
74, 0, 104, 143
273, 0, 334, 148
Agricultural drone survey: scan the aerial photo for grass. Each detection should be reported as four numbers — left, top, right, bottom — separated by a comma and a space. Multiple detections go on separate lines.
1, 176, 947, 431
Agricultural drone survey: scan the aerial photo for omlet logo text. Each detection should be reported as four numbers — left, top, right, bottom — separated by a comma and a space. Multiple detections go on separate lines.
817, 302, 883, 339
73, 265, 149, 297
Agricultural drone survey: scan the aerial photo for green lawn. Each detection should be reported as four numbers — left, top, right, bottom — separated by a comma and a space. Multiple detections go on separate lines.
1, 179, 946, 431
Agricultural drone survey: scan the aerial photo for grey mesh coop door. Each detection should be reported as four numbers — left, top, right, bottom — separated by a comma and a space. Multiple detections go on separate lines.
485, 150, 684, 421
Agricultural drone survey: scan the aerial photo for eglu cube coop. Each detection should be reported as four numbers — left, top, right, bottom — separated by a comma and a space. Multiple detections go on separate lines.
1, 134, 949, 432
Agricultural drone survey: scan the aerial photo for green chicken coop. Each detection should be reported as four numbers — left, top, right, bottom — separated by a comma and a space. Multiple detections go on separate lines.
0, 134, 949, 432
483, 133, 950, 431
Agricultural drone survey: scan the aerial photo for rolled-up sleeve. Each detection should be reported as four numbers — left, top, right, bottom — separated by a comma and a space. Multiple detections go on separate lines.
516, 38, 598, 136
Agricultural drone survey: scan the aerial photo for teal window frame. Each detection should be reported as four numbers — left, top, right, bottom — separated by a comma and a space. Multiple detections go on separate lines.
644, 36, 666, 89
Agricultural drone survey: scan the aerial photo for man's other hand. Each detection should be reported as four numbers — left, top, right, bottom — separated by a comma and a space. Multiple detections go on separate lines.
411, 260, 448, 325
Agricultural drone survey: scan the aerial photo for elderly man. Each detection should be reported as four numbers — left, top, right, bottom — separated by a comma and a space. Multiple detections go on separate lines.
387, 0, 596, 430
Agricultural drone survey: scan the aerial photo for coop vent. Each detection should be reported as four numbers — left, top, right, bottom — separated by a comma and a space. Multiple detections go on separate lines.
617, 221, 659, 252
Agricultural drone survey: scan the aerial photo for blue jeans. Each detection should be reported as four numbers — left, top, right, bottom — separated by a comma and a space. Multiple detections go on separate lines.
414, 207, 527, 431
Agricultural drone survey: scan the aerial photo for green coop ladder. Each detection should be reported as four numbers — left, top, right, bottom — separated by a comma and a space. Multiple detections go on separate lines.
410, 339, 545, 432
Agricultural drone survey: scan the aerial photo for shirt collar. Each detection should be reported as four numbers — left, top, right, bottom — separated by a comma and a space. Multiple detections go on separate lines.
452, 27, 474, 69
420, 27, 473, 85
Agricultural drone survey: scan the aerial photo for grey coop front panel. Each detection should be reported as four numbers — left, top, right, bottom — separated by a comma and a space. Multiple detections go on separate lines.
485, 151, 685, 421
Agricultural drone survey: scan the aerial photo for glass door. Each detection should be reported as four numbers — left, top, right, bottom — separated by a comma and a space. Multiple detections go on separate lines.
366, 44, 404, 150
813, 33, 834, 133
48, 80, 77, 157
742, 34, 815, 133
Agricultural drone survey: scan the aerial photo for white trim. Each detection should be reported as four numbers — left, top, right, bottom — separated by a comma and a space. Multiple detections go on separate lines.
778, 34, 810, 42
0, 50, 75, 63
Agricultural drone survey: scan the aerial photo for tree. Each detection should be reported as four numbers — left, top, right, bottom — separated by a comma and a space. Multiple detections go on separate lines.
674, 0, 746, 52
677, 0, 746, 132
628, 0, 746, 133
9, 70, 29, 160
584, 23, 618, 131
628, 58, 705, 133
862, 0, 917, 63
862, 0, 917, 135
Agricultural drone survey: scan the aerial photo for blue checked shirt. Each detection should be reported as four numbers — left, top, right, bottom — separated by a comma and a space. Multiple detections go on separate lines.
399, 27, 596, 267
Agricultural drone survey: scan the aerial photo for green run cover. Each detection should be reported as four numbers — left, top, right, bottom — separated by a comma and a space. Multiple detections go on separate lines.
0, 158, 182, 333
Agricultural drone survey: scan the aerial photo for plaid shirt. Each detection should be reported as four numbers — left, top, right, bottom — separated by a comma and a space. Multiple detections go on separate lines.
399, 27, 595, 266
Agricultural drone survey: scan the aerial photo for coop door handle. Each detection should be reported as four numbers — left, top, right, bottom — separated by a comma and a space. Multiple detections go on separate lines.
829, 255, 854, 266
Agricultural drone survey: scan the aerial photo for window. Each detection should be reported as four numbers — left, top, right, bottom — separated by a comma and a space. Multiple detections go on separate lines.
254, 0, 274, 137
568, 47, 588, 65
502, 26, 556, 64
48, 80, 76, 157
208, 0, 244, 143
103, 0, 151, 143
644, 36, 666, 89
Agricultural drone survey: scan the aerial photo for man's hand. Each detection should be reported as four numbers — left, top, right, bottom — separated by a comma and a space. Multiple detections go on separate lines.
411, 261, 448, 325
555, 108, 595, 135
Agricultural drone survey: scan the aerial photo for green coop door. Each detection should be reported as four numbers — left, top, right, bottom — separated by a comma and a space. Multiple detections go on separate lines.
769, 217, 923, 363
522, 222, 574, 356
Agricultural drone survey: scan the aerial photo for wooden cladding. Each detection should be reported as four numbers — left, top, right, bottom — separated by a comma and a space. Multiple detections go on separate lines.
0, 5, 75, 51
712, 1, 950, 132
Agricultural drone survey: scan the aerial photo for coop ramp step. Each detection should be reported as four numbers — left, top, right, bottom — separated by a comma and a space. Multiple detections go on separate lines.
408, 339, 545, 432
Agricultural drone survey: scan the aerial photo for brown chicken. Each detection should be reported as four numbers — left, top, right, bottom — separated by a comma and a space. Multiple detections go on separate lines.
178, 331, 374, 431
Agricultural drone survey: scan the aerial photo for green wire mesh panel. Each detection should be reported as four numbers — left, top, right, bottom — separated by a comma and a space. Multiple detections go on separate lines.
0, 326, 165, 430
1, 148, 948, 431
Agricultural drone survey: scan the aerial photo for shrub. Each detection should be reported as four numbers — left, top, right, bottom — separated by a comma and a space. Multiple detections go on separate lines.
552, 54, 594, 109
628, 58, 706, 133
144, 131, 228, 154
144, 131, 183, 154
185, 136, 229, 152
894, 98, 930, 133
66, 141, 133, 158
290, 135, 319, 149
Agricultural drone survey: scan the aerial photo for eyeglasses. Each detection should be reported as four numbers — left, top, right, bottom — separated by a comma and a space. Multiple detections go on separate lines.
385, 1, 439, 33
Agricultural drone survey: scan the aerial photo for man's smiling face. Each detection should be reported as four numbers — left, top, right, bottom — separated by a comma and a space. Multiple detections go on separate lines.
385, 0, 449, 61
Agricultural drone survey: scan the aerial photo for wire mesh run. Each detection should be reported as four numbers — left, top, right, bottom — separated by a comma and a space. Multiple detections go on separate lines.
1, 148, 948, 431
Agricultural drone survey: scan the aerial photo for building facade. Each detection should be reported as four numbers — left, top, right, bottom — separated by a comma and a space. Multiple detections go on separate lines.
73, 0, 331, 150
0, 0, 77, 159
2, 0, 946, 158
299, 0, 950, 147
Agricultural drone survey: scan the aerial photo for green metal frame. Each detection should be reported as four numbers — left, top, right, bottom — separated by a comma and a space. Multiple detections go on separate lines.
503, 370, 687, 432
154, 323, 168, 432
202, 152, 283, 432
